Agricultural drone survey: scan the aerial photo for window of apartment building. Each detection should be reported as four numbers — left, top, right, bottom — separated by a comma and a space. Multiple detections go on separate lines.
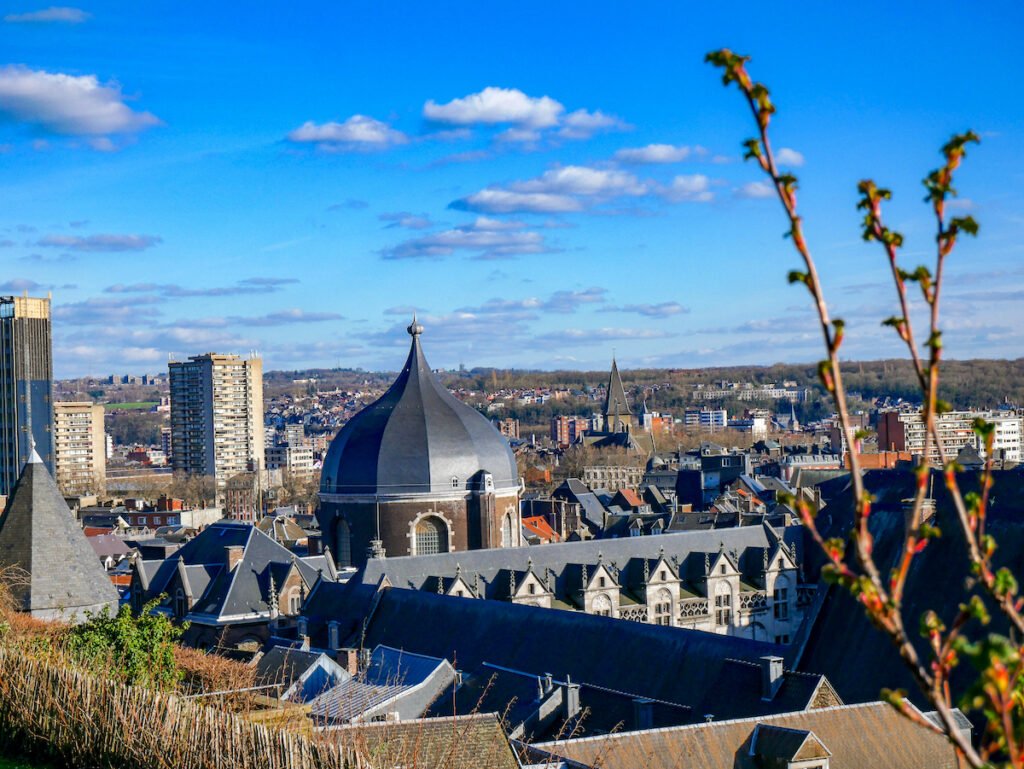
774, 634, 790, 644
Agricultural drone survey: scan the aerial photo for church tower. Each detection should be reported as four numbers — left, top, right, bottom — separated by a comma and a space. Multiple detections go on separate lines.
602, 357, 634, 433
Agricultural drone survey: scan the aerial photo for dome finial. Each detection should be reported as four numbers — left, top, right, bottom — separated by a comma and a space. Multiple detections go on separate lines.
407, 313, 424, 337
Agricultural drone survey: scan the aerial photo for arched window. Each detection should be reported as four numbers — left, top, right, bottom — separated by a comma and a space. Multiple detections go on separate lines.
501, 513, 513, 548
336, 518, 352, 568
414, 516, 448, 555
288, 588, 302, 615
592, 593, 612, 617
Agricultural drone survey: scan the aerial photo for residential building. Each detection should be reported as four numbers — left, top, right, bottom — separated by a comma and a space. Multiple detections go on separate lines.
550, 415, 590, 446
266, 443, 316, 479
581, 464, 644, 492
683, 407, 727, 430
494, 417, 519, 440
878, 408, 1023, 463
0, 294, 54, 496
168, 353, 265, 501
130, 520, 337, 648
52, 402, 106, 496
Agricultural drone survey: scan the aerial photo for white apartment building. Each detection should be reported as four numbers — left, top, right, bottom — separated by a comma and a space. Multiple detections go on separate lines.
52, 401, 106, 496
168, 353, 265, 500
265, 443, 316, 479
683, 408, 728, 430
879, 409, 1023, 463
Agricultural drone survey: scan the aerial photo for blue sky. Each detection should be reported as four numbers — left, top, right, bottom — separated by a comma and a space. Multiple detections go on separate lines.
2, 2, 1023, 378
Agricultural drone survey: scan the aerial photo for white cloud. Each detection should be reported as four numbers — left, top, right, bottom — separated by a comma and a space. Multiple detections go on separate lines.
601, 301, 689, 317
0, 278, 45, 291
558, 109, 629, 139
455, 165, 650, 214
424, 87, 626, 143
37, 233, 162, 251
286, 115, 408, 150
734, 181, 775, 199
424, 87, 564, 128
776, 147, 805, 166
4, 6, 91, 23
381, 218, 554, 260
379, 212, 433, 230
452, 189, 583, 214
661, 174, 713, 202
230, 308, 344, 326
0, 65, 160, 136
511, 165, 648, 197
614, 143, 692, 164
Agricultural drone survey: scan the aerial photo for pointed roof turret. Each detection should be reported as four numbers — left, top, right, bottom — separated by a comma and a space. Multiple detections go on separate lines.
603, 357, 631, 420
0, 455, 119, 622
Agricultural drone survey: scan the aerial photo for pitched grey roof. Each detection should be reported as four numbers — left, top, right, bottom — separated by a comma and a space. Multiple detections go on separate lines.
357, 522, 800, 602
603, 358, 631, 417
0, 451, 119, 621
527, 701, 960, 769
309, 585, 790, 710
135, 521, 335, 621
309, 644, 452, 722
319, 321, 518, 496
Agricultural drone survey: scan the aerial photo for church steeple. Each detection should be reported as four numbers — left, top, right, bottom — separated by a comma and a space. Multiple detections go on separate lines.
602, 356, 632, 432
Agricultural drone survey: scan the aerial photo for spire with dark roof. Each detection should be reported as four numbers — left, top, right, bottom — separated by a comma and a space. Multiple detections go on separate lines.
0, 451, 119, 622
603, 357, 632, 429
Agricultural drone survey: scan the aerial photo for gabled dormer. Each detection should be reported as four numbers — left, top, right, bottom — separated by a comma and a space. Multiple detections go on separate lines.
748, 723, 831, 768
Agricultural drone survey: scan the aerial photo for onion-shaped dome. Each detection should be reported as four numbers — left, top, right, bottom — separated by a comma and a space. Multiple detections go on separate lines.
320, 318, 519, 497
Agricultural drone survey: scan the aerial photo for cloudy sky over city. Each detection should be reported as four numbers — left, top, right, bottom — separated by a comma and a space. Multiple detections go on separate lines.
2, 2, 1022, 378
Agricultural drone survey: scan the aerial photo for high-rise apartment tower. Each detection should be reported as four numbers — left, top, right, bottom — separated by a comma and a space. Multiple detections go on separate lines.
168, 353, 264, 498
53, 402, 106, 496
0, 295, 54, 496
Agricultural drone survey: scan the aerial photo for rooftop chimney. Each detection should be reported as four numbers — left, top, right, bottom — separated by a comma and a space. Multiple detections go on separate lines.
562, 676, 581, 721
760, 655, 784, 701
225, 544, 244, 571
633, 698, 654, 731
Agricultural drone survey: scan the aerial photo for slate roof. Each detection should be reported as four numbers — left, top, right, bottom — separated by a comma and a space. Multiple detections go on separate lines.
797, 468, 1024, 735
134, 521, 336, 621
252, 646, 328, 688
312, 585, 791, 710
87, 532, 134, 559
309, 644, 451, 722
526, 701, 960, 769
322, 713, 518, 769
603, 358, 632, 417
552, 479, 607, 526
0, 451, 119, 620
356, 523, 799, 604
319, 320, 518, 497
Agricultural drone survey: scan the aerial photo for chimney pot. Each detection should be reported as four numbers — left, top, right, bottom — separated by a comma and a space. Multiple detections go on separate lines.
760, 655, 785, 700
225, 544, 244, 571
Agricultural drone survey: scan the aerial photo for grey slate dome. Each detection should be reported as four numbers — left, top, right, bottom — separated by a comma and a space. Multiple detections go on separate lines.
320, 319, 518, 497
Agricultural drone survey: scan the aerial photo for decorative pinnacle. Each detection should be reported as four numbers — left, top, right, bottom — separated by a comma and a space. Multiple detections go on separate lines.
407, 313, 424, 337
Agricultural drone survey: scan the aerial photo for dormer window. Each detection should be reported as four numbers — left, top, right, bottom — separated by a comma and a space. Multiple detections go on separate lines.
598, 576, 606, 588
721, 564, 726, 574
528, 582, 536, 595
659, 570, 666, 581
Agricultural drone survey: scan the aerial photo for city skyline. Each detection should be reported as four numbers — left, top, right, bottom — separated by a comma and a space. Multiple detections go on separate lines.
2, 2, 1023, 378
